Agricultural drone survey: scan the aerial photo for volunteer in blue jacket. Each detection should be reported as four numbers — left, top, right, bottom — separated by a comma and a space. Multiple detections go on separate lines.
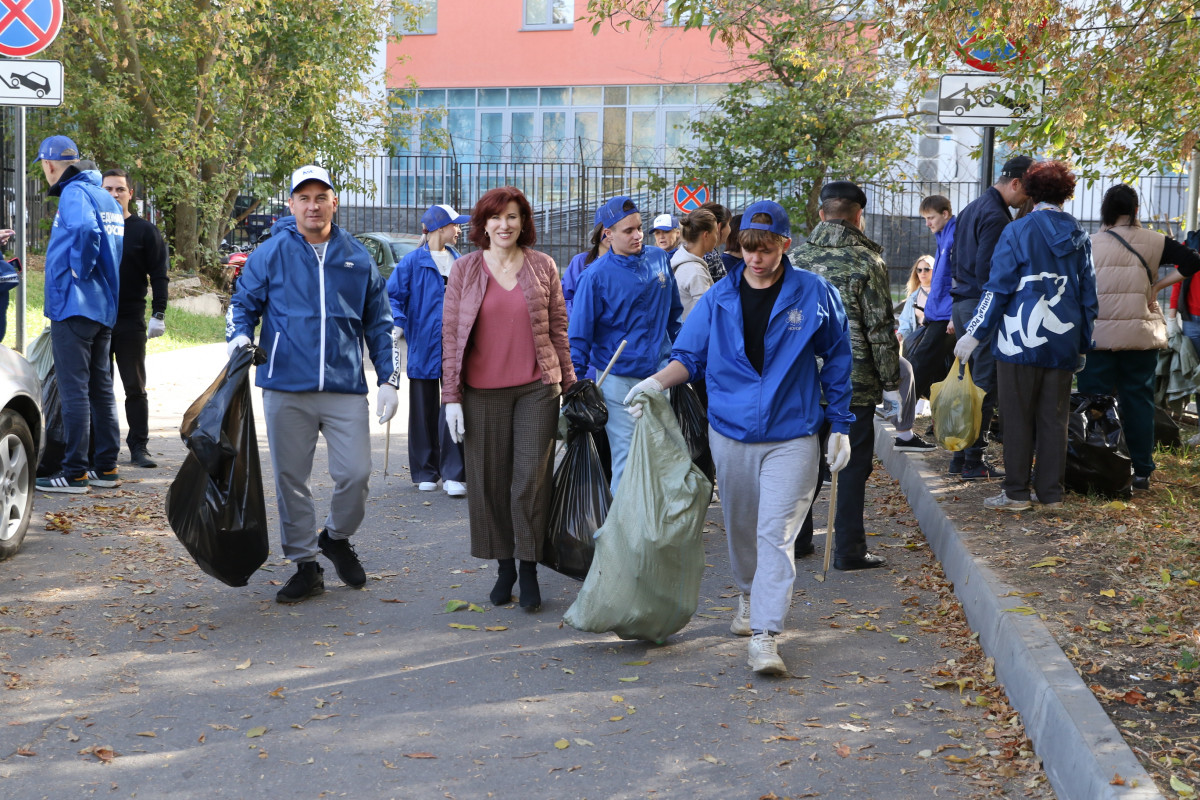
906, 194, 957, 400
568, 195, 683, 494
227, 165, 399, 604
387, 204, 468, 497
624, 201, 854, 677
34, 135, 125, 494
955, 161, 1098, 512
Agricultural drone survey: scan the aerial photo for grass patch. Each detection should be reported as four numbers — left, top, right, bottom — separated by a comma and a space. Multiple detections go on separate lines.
6, 267, 225, 354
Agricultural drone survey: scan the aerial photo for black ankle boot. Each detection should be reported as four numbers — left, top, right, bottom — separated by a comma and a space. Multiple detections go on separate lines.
490, 558, 517, 606
518, 560, 541, 610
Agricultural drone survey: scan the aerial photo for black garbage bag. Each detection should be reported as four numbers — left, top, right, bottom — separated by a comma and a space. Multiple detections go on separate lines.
1154, 405, 1181, 448
1064, 393, 1133, 498
541, 380, 611, 580
670, 383, 715, 484
166, 346, 269, 587
37, 367, 65, 477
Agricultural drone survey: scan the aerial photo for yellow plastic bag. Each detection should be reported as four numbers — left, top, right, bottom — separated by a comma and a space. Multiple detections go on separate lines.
929, 359, 985, 452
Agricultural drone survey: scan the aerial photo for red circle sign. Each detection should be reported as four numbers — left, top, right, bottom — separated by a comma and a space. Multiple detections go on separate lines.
0, 0, 63, 58
674, 184, 709, 214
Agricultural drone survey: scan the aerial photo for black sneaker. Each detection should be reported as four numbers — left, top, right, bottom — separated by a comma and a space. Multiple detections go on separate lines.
894, 432, 935, 453
1132, 475, 1150, 492
318, 529, 366, 588
276, 562, 324, 604
130, 447, 157, 468
948, 455, 964, 475
960, 461, 1004, 481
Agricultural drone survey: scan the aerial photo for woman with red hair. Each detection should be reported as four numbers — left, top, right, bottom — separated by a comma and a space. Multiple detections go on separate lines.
441, 186, 576, 610
954, 161, 1098, 511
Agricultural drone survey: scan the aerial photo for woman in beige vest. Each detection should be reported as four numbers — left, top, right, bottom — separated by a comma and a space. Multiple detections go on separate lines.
1077, 184, 1200, 490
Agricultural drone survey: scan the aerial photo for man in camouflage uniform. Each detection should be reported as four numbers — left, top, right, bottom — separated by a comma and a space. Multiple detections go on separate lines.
794, 181, 901, 570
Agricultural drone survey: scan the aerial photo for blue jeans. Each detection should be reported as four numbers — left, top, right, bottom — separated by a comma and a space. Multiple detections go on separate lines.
50, 317, 121, 478
602, 371, 667, 496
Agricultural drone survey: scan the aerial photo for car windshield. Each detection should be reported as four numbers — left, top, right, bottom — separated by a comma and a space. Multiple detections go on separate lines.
390, 241, 418, 260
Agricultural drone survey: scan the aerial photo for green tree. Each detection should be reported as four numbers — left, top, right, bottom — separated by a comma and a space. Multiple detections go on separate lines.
43, 0, 421, 282
587, 0, 919, 233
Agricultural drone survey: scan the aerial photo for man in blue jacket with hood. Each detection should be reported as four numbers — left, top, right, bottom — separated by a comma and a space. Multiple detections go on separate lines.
386, 203, 468, 497
569, 195, 683, 494
34, 136, 124, 494
228, 165, 399, 604
624, 201, 854, 676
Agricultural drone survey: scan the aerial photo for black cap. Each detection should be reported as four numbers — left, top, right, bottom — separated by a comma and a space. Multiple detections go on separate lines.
999, 155, 1033, 179
819, 180, 867, 210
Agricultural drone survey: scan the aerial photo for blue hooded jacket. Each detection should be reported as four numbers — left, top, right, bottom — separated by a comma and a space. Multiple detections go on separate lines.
962, 209, 1098, 371
670, 260, 855, 443
227, 218, 395, 394
386, 243, 460, 380
568, 245, 683, 378
925, 216, 955, 321
43, 169, 123, 327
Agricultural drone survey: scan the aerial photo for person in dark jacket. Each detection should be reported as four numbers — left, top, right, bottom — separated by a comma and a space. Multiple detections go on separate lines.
34, 136, 124, 494
227, 165, 398, 604
386, 204, 468, 497
954, 161, 1098, 511
101, 169, 170, 469
949, 156, 1032, 479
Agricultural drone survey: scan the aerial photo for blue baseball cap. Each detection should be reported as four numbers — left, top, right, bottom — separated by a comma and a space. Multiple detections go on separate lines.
597, 196, 639, 230
741, 201, 791, 238
34, 135, 79, 163
651, 214, 679, 231
422, 204, 469, 232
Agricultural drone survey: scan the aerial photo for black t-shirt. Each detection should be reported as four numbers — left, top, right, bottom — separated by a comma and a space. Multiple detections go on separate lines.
117, 215, 170, 319
739, 275, 784, 374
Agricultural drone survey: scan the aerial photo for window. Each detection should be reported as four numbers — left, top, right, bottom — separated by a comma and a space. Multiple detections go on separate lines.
394, 0, 436, 35
524, 0, 573, 29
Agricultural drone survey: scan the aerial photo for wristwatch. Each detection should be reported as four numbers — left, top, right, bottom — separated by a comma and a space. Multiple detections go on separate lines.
152, 312, 165, 321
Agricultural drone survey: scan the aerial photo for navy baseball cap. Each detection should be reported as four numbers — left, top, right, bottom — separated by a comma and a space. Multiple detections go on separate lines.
422, 204, 469, 232
597, 196, 638, 229
741, 201, 791, 238
999, 155, 1033, 179
651, 214, 679, 231
34, 135, 79, 163
819, 180, 868, 210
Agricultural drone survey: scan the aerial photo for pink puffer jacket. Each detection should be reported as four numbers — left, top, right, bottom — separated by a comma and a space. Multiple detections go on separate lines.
441, 248, 576, 403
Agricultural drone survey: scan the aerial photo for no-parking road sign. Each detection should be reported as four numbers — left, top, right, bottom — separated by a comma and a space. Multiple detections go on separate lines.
673, 183, 709, 214
0, 0, 62, 58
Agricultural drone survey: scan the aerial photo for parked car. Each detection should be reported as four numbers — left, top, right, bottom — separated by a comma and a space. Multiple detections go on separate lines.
228, 195, 286, 246
0, 346, 42, 562
10, 71, 50, 98
354, 232, 423, 279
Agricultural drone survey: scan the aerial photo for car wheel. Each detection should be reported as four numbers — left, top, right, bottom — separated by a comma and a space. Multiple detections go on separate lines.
0, 409, 35, 562
8, 78, 18, 89
35, 89, 44, 98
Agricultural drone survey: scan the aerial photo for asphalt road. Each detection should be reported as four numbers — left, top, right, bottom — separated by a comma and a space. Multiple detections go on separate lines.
0, 343, 1049, 799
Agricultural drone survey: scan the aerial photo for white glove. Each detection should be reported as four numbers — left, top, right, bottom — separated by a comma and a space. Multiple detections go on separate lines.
445, 403, 465, 443
881, 390, 902, 421
376, 384, 398, 424
953, 333, 980, 363
826, 431, 851, 473
623, 376, 664, 419
147, 316, 166, 339
227, 334, 251, 357
392, 326, 404, 343
1167, 315, 1180, 338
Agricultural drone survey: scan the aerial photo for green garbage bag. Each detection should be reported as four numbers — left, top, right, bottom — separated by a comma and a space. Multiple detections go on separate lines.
563, 391, 712, 643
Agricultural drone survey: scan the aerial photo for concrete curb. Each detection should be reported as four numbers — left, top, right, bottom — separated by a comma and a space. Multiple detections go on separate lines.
874, 419, 1163, 800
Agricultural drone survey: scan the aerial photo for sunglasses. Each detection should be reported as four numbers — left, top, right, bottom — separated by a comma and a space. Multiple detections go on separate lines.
917, 267, 932, 273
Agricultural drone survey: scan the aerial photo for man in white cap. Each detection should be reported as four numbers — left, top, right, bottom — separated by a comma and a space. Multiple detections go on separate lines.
651, 213, 681, 259
226, 165, 399, 603
386, 203, 468, 497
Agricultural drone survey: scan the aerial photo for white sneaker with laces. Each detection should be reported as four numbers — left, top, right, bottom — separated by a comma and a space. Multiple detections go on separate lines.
418, 482, 438, 492
730, 593, 751, 636
747, 632, 787, 675
444, 480, 466, 497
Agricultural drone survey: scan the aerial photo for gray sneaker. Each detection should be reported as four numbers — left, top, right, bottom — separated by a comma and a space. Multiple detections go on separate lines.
983, 492, 1030, 512
730, 593, 751, 636
747, 632, 787, 675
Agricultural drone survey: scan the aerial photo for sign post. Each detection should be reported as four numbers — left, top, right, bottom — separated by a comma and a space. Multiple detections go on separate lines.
0, 0, 65, 352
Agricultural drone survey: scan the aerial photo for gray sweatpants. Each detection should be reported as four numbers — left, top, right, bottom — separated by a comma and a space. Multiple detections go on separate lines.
709, 427, 821, 633
263, 390, 372, 562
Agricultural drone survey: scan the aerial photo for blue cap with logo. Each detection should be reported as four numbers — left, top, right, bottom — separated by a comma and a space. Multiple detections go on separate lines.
290, 164, 335, 194
741, 200, 791, 238
422, 204, 469, 233
597, 196, 639, 230
651, 214, 679, 231
34, 135, 79, 163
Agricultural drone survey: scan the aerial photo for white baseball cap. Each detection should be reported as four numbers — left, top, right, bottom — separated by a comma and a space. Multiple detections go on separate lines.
651, 213, 679, 231
290, 165, 335, 194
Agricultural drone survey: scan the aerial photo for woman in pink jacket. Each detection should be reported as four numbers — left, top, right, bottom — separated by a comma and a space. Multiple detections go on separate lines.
442, 186, 576, 611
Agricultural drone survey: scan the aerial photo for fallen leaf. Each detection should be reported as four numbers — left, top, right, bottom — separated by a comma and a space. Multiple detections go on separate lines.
702, 754, 719, 764
554, 739, 570, 750
1030, 557, 1067, 568
444, 600, 468, 613
611, 695, 624, 703
246, 727, 267, 738
1171, 776, 1195, 797
135, 731, 156, 738
448, 623, 478, 630
178, 625, 199, 635
468, 603, 485, 613
1110, 774, 1125, 786
617, 676, 639, 682
838, 723, 866, 732
1002, 606, 1038, 615
235, 659, 251, 670
835, 743, 851, 758
16, 746, 35, 756
485, 626, 508, 632
1099, 589, 1116, 598
917, 749, 933, 758
622, 660, 650, 666
574, 738, 594, 746
404, 752, 437, 759
267, 687, 286, 699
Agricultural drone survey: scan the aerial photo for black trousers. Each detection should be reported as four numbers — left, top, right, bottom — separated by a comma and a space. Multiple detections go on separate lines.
906, 319, 955, 400
110, 318, 149, 451
996, 361, 1073, 504
796, 405, 875, 559
408, 378, 465, 483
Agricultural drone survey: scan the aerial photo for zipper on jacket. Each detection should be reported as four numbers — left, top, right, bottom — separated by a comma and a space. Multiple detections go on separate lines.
315, 244, 328, 391
268, 331, 281, 379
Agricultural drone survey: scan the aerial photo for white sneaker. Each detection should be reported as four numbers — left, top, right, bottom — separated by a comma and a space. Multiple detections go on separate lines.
444, 480, 466, 497
730, 593, 751, 636
418, 482, 438, 492
747, 632, 787, 675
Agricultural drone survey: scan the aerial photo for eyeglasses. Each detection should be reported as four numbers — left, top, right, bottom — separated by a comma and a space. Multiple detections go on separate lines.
917, 267, 932, 273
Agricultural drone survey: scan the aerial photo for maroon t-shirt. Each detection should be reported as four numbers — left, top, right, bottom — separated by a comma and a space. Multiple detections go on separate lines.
464, 272, 542, 389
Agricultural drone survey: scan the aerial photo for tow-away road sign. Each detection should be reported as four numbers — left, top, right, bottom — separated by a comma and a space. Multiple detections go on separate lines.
937, 73, 1044, 127
0, 58, 61, 106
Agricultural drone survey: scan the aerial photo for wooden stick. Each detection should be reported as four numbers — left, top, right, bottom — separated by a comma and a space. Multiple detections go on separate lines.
383, 419, 391, 482
596, 340, 627, 388
815, 470, 838, 582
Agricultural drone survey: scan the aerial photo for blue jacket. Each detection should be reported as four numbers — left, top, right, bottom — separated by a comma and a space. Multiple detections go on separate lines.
962, 209, 1098, 371
671, 260, 855, 443
925, 216, 955, 321
568, 245, 683, 378
561, 250, 589, 318
44, 169, 123, 327
386, 243, 459, 380
227, 219, 395, 394
951, 187, 1013, 302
